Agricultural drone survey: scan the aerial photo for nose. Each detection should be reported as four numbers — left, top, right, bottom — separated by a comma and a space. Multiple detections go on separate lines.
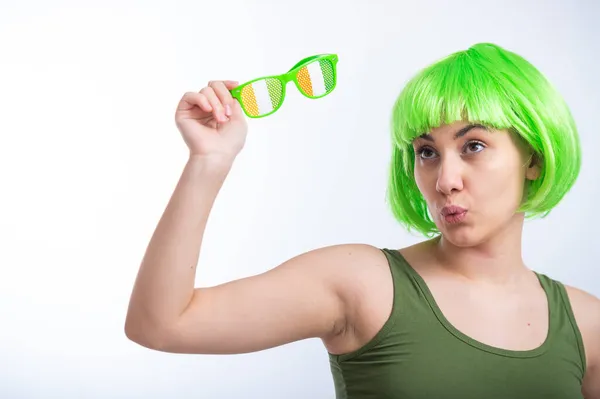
436, 155, 464, 195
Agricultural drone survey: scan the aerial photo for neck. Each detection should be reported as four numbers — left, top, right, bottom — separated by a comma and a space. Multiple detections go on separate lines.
432, 214, 530, 285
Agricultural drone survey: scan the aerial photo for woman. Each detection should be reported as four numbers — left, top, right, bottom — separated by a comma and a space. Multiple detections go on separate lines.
125, 43, 600, 397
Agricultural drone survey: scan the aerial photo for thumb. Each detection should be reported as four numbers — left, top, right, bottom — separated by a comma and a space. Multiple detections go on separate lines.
228, 99, 245, 120
218, 101, 247, 139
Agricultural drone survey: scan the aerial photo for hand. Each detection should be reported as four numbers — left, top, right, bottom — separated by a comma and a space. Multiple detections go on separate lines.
175, 80, 248, 160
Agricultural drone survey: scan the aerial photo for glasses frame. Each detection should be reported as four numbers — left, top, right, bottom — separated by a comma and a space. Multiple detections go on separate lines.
230, 53, 339, 118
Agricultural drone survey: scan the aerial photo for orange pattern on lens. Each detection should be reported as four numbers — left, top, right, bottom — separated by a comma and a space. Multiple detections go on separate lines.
241, 84, 259, 116
296, 66, 313, 97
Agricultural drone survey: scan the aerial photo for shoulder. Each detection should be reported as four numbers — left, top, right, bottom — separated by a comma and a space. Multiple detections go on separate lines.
291, 243, 392, 300
563, 284, 600, 330
280, 243, 387, 274
563, 284, 600, 369
307, 243, 392, 286
299, 243, 389, 272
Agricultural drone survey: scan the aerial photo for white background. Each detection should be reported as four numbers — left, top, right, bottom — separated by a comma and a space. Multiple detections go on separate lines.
0, 0, 598, 398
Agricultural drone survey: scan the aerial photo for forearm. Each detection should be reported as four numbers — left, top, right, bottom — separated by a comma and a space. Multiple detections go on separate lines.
125, 154, 234, 342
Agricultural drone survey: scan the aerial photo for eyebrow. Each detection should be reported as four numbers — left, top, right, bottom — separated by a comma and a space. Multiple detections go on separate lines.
418, 123, 489, 142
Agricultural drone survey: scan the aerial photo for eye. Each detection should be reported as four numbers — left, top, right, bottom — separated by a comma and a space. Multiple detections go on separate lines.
464, 140, 485, 154
415, 146, 437, 160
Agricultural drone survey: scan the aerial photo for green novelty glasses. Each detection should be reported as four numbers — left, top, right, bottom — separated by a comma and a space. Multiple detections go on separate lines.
230, 53, 339, 118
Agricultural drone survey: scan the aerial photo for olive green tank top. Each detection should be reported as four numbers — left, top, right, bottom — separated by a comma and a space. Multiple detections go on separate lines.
328, 248, 587, 398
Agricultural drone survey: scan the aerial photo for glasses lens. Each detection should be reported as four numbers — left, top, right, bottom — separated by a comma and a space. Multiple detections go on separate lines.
296, 59, 336, 98
239, 78, 284, 117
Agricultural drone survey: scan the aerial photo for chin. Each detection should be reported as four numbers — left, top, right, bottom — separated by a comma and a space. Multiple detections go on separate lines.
436, 219, 487, 248
441, 231, 485, 247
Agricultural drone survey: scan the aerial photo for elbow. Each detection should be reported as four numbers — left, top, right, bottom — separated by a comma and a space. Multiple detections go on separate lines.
124, 316, 173, 352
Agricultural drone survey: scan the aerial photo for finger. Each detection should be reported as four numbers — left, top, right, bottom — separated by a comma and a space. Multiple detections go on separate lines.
223, 80, 239, 89
193, 92, 212, 112
208, 80, 239, 89
178, 92, 212, 113
200, 86, 228, 122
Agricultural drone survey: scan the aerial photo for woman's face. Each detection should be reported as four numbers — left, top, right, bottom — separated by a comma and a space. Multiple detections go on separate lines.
412, 121, 539, 247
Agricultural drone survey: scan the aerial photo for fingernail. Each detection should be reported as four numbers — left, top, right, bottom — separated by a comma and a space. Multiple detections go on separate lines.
225, 104, 232, 116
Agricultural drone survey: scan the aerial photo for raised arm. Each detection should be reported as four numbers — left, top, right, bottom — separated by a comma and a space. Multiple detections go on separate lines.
124, 81, 358, 354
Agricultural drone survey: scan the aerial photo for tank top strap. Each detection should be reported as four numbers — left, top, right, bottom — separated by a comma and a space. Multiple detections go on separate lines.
379, 247, 435, 319
534, 272, 587, 374
330, 248, 432, 362
381, 248, 429, 310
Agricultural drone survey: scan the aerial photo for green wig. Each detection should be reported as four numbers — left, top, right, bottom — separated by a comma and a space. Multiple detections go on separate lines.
387, 42, 581, 237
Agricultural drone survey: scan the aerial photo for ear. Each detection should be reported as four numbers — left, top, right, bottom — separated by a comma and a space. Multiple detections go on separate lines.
525, 153, 541, 181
